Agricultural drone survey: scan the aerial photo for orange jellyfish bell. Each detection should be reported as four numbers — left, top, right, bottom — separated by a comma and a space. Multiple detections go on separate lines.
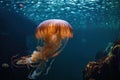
35, 19, 73, 41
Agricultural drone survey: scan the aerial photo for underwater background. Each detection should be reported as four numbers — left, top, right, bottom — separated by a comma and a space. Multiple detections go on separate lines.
0, 0, 120, 80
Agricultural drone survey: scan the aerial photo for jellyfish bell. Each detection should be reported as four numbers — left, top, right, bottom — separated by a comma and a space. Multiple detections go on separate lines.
35, 19, 73, 41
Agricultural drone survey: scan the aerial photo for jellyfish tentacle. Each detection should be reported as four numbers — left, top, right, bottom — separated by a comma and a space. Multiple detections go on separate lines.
28, 38, 68, 79
28, 58, 55, 79
50, 38, 69, 58
44, 58, 55, 75
28, 60, 46, 79
11, 54, 30, 68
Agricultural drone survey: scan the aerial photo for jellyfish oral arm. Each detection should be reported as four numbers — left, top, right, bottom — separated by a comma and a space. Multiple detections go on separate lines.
15, 51, 42, 66
16, 57, 33, 65
50, 38, 68, 58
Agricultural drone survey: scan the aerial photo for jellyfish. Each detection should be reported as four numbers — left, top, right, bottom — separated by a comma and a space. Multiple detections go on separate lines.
12, 19, 73, 79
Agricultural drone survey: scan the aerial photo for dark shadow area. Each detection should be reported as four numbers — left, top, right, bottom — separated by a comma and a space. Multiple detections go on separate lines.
0, 8, 36, 80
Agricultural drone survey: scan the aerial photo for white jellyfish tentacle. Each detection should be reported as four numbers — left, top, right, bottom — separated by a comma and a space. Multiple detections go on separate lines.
44, 58, 55, 75
28, 60, 46, 79
28, 58, 55, 79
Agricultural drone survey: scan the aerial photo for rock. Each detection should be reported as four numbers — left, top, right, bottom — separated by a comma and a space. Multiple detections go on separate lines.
83, 39, 120, 80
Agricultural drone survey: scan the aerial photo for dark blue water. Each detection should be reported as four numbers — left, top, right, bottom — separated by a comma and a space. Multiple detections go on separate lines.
0, 0, 120, 80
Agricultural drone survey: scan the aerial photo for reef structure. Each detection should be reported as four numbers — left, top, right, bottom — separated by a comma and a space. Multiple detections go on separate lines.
83, 38, 120, 80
